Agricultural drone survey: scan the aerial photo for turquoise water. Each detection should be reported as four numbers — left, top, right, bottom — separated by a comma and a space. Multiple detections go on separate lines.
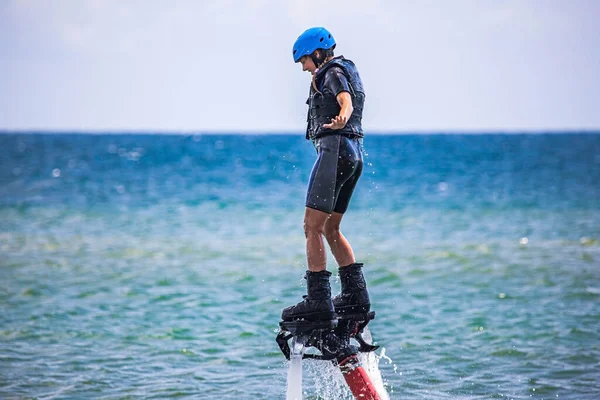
1, 133, 599, 399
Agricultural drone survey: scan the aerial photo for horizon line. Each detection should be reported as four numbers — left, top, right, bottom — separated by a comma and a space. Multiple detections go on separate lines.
1, 129, 600, 135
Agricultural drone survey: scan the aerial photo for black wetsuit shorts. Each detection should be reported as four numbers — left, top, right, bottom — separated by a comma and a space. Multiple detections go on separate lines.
306, 134, 363, 214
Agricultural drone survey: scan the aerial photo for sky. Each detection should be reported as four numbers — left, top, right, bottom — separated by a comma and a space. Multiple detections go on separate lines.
1, 0, 599, 133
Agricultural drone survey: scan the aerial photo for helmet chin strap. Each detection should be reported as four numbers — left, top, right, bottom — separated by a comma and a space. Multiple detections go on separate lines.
310, 51, 327, 69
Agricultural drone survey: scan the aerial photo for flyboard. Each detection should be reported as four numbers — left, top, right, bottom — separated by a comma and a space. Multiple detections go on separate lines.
276, 310, 389, 399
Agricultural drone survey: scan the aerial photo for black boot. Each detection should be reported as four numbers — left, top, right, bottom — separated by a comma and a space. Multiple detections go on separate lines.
281, 270, 336, 321
332, 263, 371, 315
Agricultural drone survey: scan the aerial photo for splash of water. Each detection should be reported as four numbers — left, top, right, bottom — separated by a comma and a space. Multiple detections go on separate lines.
304, 326, 391, 400
286, 339, 305, 400
358, 327, 391, 400
306, 360, 352, 400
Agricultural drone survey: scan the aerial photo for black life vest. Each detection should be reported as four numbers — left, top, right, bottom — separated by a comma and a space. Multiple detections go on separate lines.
306, 57, 365, 140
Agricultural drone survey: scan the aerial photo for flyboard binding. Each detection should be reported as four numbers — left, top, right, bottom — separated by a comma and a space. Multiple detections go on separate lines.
276, 311, 382, 400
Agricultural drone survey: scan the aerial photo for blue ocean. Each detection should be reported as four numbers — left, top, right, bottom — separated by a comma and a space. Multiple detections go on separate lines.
1, 133, 599, 399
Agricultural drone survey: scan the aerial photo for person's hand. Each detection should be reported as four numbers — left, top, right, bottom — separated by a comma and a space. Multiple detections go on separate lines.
323, 115, 347, 130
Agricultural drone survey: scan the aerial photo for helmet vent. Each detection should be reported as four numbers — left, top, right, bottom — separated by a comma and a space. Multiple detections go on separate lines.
328, 34, 331, 38
319, 37, 324, 42
293, 50, 297, 54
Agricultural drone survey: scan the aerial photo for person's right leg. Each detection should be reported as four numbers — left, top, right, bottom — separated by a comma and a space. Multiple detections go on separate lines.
324, 212, 371, 315
324, 212, 355, 267
325, 136, 363, 266
327, 137, 370, 315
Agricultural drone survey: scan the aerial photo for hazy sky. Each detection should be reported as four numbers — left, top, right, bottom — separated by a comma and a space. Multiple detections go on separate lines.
1, 0, 599, 132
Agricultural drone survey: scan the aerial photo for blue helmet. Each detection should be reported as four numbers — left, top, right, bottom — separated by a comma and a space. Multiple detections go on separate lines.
292, 27, 336, 63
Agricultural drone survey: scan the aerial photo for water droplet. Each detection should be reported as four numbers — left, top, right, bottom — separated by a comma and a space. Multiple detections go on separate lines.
52, 168, 61, 178
519, 237, 528, 245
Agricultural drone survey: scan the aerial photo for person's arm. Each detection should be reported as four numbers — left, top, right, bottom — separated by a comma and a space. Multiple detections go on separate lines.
323, 91, 353, 130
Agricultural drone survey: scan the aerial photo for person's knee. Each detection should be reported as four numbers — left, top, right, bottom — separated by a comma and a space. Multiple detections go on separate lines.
304, 216, 326, 237
324, 220, 341, 239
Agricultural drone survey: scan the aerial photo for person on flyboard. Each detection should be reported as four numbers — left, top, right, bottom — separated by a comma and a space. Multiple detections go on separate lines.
277, 28, 383, 399
282, 27, 371, 327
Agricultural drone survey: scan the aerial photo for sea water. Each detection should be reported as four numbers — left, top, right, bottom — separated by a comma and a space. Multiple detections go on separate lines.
1, 133, 599, 399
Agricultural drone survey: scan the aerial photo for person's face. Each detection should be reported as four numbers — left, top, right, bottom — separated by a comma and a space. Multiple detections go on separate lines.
299, 55, 317, 75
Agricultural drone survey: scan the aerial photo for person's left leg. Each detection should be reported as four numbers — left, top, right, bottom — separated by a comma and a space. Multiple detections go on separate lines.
304, 207, 331, 271
282, 135, 341, 322
281, 207, 335, 321
282, 135, 362, 322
